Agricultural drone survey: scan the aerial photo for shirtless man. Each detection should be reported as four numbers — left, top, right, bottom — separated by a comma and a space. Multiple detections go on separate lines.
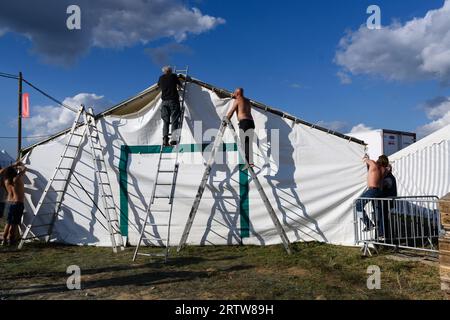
225, 88, 255, 167
0, 166, 6, 219
2, 162, 26, 245
357, 155, 389, 231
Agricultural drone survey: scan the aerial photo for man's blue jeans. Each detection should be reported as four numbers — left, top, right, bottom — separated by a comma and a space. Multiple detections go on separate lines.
356, 188, 383, 233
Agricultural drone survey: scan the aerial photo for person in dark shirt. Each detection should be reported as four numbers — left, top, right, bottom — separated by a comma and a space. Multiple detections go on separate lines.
158, 66, 182, 146
380, 164, 397, 239
382, 164, 397, 198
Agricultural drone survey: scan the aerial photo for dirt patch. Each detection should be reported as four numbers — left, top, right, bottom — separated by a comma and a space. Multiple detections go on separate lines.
285, 267, 308, 277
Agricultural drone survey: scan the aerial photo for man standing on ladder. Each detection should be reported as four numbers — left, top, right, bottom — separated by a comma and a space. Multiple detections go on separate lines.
225, 88, 255, 168
158, 66, 182, 147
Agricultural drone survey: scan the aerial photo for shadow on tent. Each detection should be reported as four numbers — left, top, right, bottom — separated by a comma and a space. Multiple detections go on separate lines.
23, 150, 100, 245
185, 84, 265, 246
259, 112, 328, 243
101, 116, 165, 246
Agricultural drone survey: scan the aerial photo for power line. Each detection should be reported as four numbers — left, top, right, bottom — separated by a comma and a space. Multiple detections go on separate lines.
0, 135, 53, 140
22, 78, 78, 113
0, 72, 19, 80
0, 70, 79, 113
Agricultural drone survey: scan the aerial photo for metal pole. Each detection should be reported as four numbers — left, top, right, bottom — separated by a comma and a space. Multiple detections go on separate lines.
17, 71, 23, 159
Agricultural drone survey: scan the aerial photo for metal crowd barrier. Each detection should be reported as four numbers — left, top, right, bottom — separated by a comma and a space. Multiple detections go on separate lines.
353, 196, 443, 256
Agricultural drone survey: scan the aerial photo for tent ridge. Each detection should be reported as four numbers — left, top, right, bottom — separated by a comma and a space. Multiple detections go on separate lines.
21, 76, 365, 155
185, 76, 366, 146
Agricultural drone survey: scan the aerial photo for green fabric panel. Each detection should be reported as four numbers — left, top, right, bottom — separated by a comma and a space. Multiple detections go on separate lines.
118, 142, 247, 239
119, 146, 130, 236
239, 164, 250, 238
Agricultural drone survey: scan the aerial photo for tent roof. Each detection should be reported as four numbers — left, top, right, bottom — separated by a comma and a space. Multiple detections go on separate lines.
390, 124, 450, 161
22, 76, 365, 155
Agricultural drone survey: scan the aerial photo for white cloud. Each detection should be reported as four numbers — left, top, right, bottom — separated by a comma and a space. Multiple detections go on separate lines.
24, 93, 110, 137
145, 43, 193, 66
290, 83, 303, 89
0, 1, 225, 65
92, 5, 225, 48
350, 123, 373, 134
335, 0, 450, 84
316, 120, 348, 132
336, 71, 352, 84
417, 96, 450, 137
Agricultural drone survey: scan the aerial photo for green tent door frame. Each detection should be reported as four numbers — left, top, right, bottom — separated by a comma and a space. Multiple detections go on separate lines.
118, 143, 250, 239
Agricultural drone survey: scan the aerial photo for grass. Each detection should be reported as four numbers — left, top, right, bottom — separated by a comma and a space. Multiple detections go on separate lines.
0, 241, 445, 300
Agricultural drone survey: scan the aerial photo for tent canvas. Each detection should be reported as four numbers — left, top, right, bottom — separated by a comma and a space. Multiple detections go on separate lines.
390, 124, 450, 198
21, 77, 367, 247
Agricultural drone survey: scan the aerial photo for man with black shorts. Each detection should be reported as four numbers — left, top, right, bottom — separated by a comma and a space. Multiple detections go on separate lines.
225, 88, 255, 168
158, 66, 182, 146
2, 162, 26, 245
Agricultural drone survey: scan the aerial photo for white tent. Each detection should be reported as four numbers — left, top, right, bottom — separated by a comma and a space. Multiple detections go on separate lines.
21, 77, 367, 247
390, 125, 450, 198
0, 150, 14, 168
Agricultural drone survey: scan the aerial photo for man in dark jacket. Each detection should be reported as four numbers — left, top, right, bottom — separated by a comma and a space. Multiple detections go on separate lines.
382, 164, 397, 198
158, 66, 182, 146
380, 164, 398, 238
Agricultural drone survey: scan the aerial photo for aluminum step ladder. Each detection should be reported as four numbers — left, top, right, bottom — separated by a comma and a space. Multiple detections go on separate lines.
18, 106, 124, 253
133, 67, 189, 262
84, 108, 124, 253
177, 117, 292, 255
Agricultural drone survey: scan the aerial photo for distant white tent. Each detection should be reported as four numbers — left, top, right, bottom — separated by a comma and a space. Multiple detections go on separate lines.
390, 125, 450, 198
0, 150, 14, 168
21, 77, 367, 248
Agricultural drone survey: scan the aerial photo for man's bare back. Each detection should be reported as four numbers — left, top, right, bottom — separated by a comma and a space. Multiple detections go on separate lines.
226, 88, 253, 121
364, 157, 383, 189
5, 178, 24, 203
234, 96, 253, 121
4, 164, 26, 203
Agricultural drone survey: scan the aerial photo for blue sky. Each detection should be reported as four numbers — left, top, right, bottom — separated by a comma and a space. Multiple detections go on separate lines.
0, 0, 449, 157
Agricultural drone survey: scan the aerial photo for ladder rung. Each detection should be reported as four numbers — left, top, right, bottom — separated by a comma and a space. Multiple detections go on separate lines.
62, 156, 77, 159
156, 183, 172, 186
149, 209, 171, 213
67, 144, 79, 148
142, 237, 167, 241
154, 196, 171, 199
136, 253, 167, 258
102, 195, 113, 198
58, 168, 72, 171
22, 234, 50, 240
97, 171, 108, 174
29, 224, 52, 229
147, 223, 169, 227
36, 212, 57, 217
158, 170, 175, 173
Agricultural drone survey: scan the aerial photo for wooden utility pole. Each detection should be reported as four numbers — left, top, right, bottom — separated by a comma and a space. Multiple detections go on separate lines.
17, 71, 23, 159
